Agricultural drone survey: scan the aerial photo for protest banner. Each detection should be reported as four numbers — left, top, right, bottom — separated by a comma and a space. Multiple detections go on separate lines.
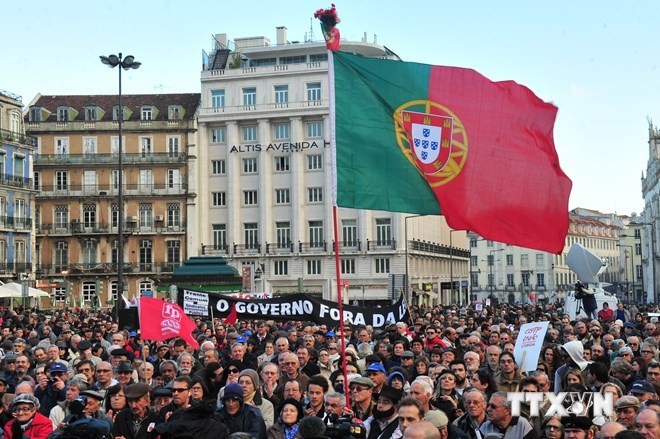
513, 321, 549, 372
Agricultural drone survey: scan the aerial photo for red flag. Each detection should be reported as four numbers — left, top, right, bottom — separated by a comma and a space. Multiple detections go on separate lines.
139, 298, 199, 349
223, 303, 238, 325
315, 4, 341, 52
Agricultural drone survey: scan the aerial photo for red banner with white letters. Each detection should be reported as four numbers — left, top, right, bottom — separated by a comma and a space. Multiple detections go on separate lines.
139, 298, 199, 349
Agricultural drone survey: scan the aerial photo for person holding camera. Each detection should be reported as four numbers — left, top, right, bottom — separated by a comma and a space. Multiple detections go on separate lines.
35, 362, 67, 416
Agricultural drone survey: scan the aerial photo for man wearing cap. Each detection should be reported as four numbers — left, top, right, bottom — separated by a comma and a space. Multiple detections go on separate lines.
348, 376, 376, 421
560, 416, 593, 439
248, 321, 274, 356
480, 392, 536, 439
615, 395, 641, 429
400, 351, 415, 372
80, 389, 113, 428
631, 380, 658, 403
115, 360, 136, 386
35, 362, 68, 416
366, 363, 388, 397
73, 339, 102, 368
4, 394, 52, 439
112, 383, 160, 439
364, 385, 403, 439
216, 382, 266, 439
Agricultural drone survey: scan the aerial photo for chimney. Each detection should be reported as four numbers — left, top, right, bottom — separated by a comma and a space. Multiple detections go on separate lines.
276, 26, 288, 45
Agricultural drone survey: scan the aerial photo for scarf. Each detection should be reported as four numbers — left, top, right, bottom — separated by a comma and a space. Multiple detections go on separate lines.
285, 424, 299, 439
244, 390, 257, 404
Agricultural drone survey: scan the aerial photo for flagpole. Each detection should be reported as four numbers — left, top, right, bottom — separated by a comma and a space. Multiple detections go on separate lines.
209, 305, 215, 336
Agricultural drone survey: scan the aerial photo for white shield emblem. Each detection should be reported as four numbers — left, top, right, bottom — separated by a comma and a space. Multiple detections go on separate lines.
411, 123, 441, 165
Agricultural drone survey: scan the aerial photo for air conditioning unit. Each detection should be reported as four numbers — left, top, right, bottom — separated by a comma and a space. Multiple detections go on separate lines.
155, 215, 164, 222
127, 216, 137, 222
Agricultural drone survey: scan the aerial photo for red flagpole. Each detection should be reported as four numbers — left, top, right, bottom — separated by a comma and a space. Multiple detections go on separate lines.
332, 205, 350, 406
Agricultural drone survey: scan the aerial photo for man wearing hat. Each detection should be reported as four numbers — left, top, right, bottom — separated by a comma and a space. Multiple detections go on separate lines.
112, 383, 160, 439
35, 362, 68, 416
366, 363, 388, 396
615, 395, 641, 429
631, 380, 658, 402
560, 416, 593, 439
4, 394, 52, 439
115, 360, 136, 386
364, 385, 402, 439
216, 382, 266, 439
80, 389, 113, 427
74, 339, 102, 368
400, 351, 415, 372
348, 376, 375, 421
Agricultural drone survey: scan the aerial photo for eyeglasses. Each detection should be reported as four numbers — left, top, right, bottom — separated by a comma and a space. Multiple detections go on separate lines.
172, 388, 189, 393
191, 386, 203, 392
13, 406, 33, 413
350, 386, 369, 392
228, 369, 240, 374
642, 350, 654, 354
116, 371, 132, 375
545, 425, 561, 431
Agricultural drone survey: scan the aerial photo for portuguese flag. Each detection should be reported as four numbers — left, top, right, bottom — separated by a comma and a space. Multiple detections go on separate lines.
332, 51, 572, 254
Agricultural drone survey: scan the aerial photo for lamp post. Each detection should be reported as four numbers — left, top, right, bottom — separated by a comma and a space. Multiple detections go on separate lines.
100, 53, 141, 310
488, 248, 504, 302
404, 215, 425, 305
617, 244, 633, 305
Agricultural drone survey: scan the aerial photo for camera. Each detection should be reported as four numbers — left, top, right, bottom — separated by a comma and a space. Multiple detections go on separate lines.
325, 415, 366, 439
69, 396, 88, 418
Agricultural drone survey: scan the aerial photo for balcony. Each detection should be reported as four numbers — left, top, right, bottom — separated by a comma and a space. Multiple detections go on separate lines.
26, 119, 194, 133
201, 244, 229, 256
0, 262, 32, 275
366, 239, 397, 251
35, 261, 181, 276
34, 152, 186, 166
37, 182, 188, 198
38, 220, 186, 236
0, 216, 32, 231
201, 61, 327, 80
0, 172, 33, 190
198, 99, 328, 118
0, 128, 38, 147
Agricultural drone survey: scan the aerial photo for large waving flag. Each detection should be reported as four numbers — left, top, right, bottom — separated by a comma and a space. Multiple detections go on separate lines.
332, 52, 572, 254
139, 298, 199, 349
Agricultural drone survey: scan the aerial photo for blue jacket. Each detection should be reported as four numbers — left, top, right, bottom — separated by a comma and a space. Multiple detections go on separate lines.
217, 403, 266, 439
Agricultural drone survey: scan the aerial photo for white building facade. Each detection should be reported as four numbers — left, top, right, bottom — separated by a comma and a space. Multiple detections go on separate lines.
190, 28, 468, 306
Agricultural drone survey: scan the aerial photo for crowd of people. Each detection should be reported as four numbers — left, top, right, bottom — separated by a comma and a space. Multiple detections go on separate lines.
0, 299, 657, 438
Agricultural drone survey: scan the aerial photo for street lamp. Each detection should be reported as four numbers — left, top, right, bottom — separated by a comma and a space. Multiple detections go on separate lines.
617, 244, 633, 305
404, 215, 425, 305
488, 249, 504, 302
100, 53, 140, 310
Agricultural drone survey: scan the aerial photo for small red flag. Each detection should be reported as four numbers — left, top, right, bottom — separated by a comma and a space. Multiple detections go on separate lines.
139, 298, 199, 349
223, 303, 238, 325
315, 4, 341, 52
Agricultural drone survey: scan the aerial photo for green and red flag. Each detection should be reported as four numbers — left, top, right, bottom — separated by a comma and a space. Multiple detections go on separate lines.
331, 51, 572, 254
314, 4, 340, 51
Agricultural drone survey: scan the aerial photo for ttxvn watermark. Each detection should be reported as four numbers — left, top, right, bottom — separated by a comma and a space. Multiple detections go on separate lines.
507, 392, 613, 417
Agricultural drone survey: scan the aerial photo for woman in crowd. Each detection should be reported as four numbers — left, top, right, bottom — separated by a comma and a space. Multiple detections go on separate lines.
4, 394, 52, 439
561, 368, 585, 390
104, 384, 127, 421
431, 371, 462, 422
543, 345, 562, 382
541, 415, 564, 439
258, 341, 275, 367
191, 376, 212, 404
317, 349, 334, 380
411, 357, 430, 381
267, 398, 304, 439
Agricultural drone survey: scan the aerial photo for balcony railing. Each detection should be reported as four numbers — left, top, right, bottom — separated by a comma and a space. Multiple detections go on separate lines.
366, 239, 397, 251
37, 183, 188, 197
0, 128, 38, 147
410, 239, 470, 258
200, 239, 380, 257
38, 221, 186, 235
26, 119, 193, 132
34, 152, 187, 166
0, 262, 32, 274
199, 99, 328, 117
0, 172, 33, 189
0, 216, 32, 230
35, 261, 182, 276
201, 244, 229, 256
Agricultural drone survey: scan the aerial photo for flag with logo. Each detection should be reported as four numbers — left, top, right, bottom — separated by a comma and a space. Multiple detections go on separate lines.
139, 298, 199, 349
332, 52, 572, 253
314, 4, 340, 51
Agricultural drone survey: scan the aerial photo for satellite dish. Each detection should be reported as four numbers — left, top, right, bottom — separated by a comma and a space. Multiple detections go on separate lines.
566, 243, 607, 285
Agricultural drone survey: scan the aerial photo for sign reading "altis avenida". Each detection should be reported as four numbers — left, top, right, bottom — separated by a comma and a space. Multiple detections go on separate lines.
229, 140, 329, 153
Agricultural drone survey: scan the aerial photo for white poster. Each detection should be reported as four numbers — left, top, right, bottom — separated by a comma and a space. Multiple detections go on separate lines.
513, 321, 549, 372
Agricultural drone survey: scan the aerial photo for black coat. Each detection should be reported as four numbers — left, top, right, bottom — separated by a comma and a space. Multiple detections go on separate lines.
155, 402, 228, 439
217, 403, 267, 439
112, 408, 160, 439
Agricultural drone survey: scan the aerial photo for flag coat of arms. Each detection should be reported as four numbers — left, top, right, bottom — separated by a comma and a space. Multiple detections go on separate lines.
332, 52, 572, 253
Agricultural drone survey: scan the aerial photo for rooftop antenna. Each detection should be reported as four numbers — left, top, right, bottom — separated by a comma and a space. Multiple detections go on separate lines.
154, 84, 164, 93
305, 17, 315, 43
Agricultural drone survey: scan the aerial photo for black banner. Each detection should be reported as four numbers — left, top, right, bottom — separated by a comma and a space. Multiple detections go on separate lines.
177, 289, 409, 328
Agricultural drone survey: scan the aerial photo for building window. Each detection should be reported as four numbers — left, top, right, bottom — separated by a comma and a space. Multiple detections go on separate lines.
167, 169, 180, 190
111, 136, 125, 155
243, 190, 258, 206
342, 219, 357, 246
537, 273, 545, 287
82, 281, 96, 304
275, 189, 290, 204
635, 243, 642, 256
536, 254, 544, 267
341, 258, 355, 275
212, 192, 226, 207
212, 160, 226, 175
167, 203, 180, 228
274, 123, 290, 140
53, 287, 65, 304
140, 137, 152, 156
471, 273, 479, 288
55, 205, 68, 230
243, 87, 257, 108
29, 107, 41, 122
470, 238, 478, 248
139, 169, 153, 193
139, 204, 153, 229
168, 106, 180, 120
55, 171, 68, 191
307, 259, 322, 275
244, 223, 259, 249
521, 254, 529, 267
274, 156, 290, 172
113, 106, 127, 121
14, 156, 24, 179
140, 240, 153, 271
83, 137, 97, 157
167, 240, 180, 266
306, 122, 322, 138
273, 260, 287, 276
141, 106, 153, 121
507, 274, 515, 288
83, 204, 97, 229
85, 106, 97, 121
276, 222, 291, 248
57, 107, 69, 122
111, 204, 119, 229
635, 229, 641, 239
34, 171, 40, 191
506, 254, 513, 266
375, 258, 390, 274
637, 264, 643, 281
110, 282, 118, 303
307, 83, 322, 103
309, 54, 328, 62
307, 154, 323, 170
522, 272, 531, 287
82, 239, 97, 266
488, 274, 494, 288
471, 256, 478, 267
487, 255, 494, 266
243, 158, 257, 173
211, 128, 226, 143
280, 55, 306, 64
211, 90, 225, 109
308, 187, 323, 203
486, 240, 494, 247
213, 224, 227, 250
242, 126, 257, 142
55, 138, 69, 155
309, 221, 324, 248
274, 85, 288, 106
54, 241, 68, 272
376, 219, 392, 245
167, 136, 180, 157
